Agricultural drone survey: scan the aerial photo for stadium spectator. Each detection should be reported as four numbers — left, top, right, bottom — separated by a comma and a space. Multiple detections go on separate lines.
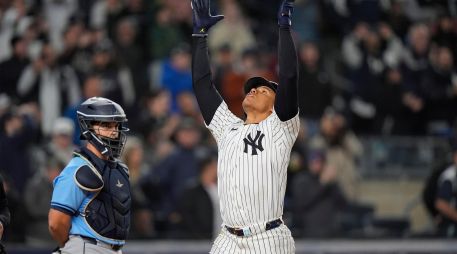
17, 42, 81, 135
212, 44, 234, 92
398, 24, 430, 134
208, 0, 256, 62
148, 5, 186, 61
121, 136, 154, 239
0, 0, 30, 62
375, 67, 415, 135
431, 15, 457, 60
24, 157, 63, 246
0, 104, 39, 194
292, 149, 347, 238
39, 117, 76, 166
298, 42, 334, 137
41, 0, 78, 52
0, 35, 30, 102
291, 0, 320, 43
58, 20, 85, 67
176, 91, 203, 125
155, 43, 193, 113
177, 150, 220, 239
114, 17, 149, 100
90, 0, 125, 39
132, 90, 179, 168
381, 0, 412, 40
420, 46, 457, 132
90, 39, 135, 108
342, 22, 403, 134
143, 117, 203, 236
309, 109, 363, 201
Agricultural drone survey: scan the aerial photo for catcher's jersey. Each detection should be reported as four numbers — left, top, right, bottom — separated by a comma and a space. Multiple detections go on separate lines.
207, 102, 300, 227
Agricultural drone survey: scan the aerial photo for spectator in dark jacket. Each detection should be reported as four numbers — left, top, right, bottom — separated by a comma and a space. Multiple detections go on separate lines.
432, 15, 457, 60
0, 105, 39, 193
24, 157, 63, 246
178, 152, 219, 239
0, 35, 30, 102
298, 42, 334, 136
292, 150, 346, 238
420, 46, 456, 128
143, 117, 203, 235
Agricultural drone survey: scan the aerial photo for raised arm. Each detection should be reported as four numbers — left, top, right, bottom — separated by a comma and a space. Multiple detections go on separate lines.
274, 0, 299, 121
191, 0, 224, 125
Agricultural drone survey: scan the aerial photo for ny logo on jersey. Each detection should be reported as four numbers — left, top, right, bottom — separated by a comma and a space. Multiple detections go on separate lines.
243, 131, 265, 155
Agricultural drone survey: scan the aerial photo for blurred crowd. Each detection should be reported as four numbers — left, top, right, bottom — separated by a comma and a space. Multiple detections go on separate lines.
0, 0, 456, 245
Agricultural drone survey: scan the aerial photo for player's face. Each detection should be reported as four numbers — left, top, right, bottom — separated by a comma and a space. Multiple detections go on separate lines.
93, 122, 120, 139
242, 86, 276, 114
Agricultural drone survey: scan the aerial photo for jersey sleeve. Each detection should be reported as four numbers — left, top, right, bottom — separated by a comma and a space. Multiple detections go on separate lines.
437, 168, 457, 202
192, 37, 224, 125
50, 165, 87, 216
206, 101, 242, 144
437, 180, 453, 202
272, 112, 300, 149
274, 27, 299, 121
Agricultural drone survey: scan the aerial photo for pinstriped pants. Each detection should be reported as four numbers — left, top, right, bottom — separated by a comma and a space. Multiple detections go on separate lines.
210, 224, 295, 254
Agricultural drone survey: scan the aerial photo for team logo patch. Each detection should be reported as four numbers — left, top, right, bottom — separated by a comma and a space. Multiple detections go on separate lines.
243, 131, 265, 155
116, 180, 124, 188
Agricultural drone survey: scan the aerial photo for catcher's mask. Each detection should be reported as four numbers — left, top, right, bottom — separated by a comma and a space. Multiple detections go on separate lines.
77, 97, 129, 160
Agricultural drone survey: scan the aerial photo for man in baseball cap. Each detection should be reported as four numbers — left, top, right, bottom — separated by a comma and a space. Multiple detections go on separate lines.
191, 0, 299, 252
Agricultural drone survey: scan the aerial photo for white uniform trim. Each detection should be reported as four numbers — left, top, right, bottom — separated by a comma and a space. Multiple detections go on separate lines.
439, 165, 457, 190
76, 111, 126, 118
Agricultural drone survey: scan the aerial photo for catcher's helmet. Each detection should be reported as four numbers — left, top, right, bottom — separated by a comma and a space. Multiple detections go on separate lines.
77, 97, 129, 160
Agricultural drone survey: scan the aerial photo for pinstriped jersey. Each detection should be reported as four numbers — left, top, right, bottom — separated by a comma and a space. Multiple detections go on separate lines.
207, 102, 300, 227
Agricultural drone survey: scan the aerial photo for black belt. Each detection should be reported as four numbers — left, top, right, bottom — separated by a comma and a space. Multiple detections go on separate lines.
225, 218, 283, 237
78, 235, 123, 251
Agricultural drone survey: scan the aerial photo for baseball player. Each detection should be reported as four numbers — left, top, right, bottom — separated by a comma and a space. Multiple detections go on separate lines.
48, 97, 131, 253
191, 0, 299, 252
